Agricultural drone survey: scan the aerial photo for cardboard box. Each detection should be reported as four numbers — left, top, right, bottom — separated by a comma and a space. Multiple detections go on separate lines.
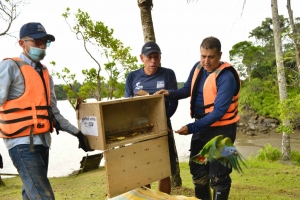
77, 95, 170, 198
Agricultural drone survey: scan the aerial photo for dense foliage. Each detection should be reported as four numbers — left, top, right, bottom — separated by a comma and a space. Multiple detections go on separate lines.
230, 15, 300, 130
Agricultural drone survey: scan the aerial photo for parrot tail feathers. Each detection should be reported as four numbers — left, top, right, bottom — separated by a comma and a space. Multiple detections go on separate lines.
228, 153, 248, 173
237, 153, 248, 169
191, 154, 207, 164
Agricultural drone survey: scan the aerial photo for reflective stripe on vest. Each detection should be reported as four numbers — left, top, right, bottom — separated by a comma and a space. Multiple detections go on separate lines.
190, 62, 240, 127
0, 58, 52, 138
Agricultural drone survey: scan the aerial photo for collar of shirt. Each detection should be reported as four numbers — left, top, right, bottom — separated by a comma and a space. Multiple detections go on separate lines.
141, 66, 161, 77
20, 53, 36, 68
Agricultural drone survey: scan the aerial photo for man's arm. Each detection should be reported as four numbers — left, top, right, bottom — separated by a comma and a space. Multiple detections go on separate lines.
124, 73, 134, 97
0, 153, 3, 169
165, 69, 178, 119
49, 76, 93, 152
49, 76, 79, 135
0, 60, 21, 106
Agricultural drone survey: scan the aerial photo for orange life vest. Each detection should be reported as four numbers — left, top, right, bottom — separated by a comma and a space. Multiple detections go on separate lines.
190, 62, 240, 127
0, 58, 53, 138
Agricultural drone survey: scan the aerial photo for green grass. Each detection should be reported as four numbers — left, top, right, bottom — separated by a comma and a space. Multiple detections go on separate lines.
1, 147, 300, 199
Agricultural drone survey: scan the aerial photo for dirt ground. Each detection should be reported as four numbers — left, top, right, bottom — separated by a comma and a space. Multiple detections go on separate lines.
235, 128, 300, 157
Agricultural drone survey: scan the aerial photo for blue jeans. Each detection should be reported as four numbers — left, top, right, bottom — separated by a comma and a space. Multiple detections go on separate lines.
9, 144, 55, 200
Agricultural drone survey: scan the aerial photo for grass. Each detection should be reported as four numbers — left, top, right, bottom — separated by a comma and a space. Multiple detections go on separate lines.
1, 146, 300, 200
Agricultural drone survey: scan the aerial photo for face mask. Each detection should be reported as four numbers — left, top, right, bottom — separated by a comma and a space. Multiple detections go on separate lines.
24, 41, 46, 62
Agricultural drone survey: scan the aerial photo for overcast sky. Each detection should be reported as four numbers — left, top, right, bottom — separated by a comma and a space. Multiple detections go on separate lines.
0, 0, 299, 83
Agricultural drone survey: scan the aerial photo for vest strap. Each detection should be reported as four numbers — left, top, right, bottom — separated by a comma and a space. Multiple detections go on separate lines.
0, 115, 50, 124
0, 125, 32, 137
0, 106, 49, 114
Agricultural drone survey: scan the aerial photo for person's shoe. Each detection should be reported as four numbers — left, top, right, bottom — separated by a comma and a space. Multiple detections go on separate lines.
194, 183, 212, 200
213, 189, 230, 200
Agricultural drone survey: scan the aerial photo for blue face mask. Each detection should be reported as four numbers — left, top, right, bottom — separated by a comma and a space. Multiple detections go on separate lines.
24, 42, 46, 62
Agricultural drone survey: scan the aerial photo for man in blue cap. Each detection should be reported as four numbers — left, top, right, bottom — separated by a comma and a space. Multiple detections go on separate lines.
0, 22, 93, 199
125, 41, 180, 194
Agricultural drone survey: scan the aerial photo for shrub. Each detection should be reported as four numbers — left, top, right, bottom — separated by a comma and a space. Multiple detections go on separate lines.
291, 150, 300, 165
256, 144, 281, 161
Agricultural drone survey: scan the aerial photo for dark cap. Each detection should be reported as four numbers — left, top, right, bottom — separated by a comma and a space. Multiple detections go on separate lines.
141, 42, 161, 56
20, 22, 55, 41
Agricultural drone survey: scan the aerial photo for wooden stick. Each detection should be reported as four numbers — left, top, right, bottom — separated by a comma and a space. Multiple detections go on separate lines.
0, 173, 19, 176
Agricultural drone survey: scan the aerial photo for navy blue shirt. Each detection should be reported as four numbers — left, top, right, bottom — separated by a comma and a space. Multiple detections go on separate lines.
125, 67, 178, 120
168, 61, 237, 134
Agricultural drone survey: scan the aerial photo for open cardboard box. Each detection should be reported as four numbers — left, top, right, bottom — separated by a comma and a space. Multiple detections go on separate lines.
77, 95, 171, 198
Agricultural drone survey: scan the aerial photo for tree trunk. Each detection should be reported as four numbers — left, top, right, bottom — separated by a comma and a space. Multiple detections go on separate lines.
137, 0, 182, 187
271, 0, 291, 160
97, 70, 101, 101
286, 0, 300, 72
247, 65, 251, 82
0, 175, 5, 187
168, 129, 182, 187
137, 0, 156, 43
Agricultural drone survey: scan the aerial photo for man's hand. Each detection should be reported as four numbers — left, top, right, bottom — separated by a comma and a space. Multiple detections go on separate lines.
76, 131, 94, 152
175, 126, 189, 135
154, 89, 169, 96
0, 153, 3, 169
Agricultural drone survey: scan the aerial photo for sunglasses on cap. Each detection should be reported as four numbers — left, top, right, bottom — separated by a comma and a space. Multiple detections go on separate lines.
22, 38, 51, 47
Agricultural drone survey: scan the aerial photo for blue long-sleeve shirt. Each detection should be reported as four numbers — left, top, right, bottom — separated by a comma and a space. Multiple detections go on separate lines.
169, 61, 237, 134
125, 67, 178, 120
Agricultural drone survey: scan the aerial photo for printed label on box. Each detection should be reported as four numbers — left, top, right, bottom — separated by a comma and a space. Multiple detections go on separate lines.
80, 116, 98, 136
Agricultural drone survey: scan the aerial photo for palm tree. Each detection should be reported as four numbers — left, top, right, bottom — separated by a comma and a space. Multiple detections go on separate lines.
137, 0, 156, 43
286, 0, 300, 72
271, 0, 291, 160
137, 0, 182, 187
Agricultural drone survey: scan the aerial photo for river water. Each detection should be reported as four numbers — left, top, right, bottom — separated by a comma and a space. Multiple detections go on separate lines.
1, 98, 299, 178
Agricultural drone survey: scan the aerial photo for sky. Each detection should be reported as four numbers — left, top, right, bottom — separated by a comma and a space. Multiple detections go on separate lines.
0, 0, 300, 83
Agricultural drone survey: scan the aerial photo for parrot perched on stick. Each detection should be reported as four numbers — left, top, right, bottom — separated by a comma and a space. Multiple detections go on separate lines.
191, 135, 247, 173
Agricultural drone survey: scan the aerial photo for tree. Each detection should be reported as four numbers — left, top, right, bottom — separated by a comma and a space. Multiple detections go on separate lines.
137, 0, 155, 43
0, 0, 27, 37
55, 8, 139, 104
51, 61, 83, 109
286, 0, 300, 72
229, 41, 264, 81
137, 0, 182, 187
271, 0, 291, 160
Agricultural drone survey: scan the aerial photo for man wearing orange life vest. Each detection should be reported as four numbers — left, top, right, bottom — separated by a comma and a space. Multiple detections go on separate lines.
155, 37, 240, 200
0, 22, 93, 199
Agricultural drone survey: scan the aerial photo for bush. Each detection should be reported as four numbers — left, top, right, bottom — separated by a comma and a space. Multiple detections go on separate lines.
256, 144, 300, 165
291, 150, 300, 165
256, 144, 281, 161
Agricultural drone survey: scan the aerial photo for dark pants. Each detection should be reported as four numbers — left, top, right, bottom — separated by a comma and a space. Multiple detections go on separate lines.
189, 123, 237, 192
167, 122, 179, 176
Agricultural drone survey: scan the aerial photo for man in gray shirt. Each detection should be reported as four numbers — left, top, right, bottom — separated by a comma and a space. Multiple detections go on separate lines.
0, 22, 92, 199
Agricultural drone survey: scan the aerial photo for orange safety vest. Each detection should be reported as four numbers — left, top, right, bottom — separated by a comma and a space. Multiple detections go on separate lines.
190, 62, 240, 127
0, 58, 53, 138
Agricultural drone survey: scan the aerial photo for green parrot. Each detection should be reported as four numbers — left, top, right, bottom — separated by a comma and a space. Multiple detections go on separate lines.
190, 135, 247, 173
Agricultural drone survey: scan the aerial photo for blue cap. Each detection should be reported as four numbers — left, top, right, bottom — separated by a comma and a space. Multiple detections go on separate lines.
19, 22, 55, 41
141, 42, 161, 56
